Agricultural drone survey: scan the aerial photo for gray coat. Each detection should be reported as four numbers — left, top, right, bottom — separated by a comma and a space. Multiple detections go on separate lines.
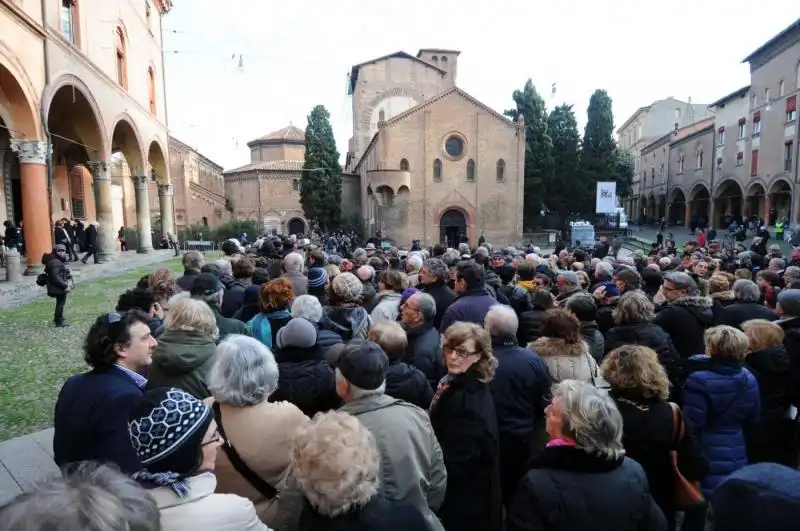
339, 394, 447, 531
282, 270, 308, 296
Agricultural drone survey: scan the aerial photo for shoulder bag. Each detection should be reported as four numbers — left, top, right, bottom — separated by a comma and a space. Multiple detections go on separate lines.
212, 402, 279, 500
668, 402, 704, 509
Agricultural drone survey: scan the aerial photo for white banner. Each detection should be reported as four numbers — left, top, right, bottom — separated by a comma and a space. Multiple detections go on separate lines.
596, 182, 617, 214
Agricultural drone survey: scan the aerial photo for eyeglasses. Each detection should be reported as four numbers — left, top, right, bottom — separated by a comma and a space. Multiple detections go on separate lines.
444, 346, 478, 359
104, 312, 122, 325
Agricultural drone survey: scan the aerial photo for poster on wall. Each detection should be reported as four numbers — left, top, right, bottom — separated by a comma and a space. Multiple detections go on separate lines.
596, 182, 617, 214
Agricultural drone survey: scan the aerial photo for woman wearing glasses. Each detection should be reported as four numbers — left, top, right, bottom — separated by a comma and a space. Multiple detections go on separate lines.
128, 387, 269, 530
429, 322, 502, 531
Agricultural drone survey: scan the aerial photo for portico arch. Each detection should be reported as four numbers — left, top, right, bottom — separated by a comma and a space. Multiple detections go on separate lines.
148, 139, 174, 239
667, 188, 686, 226
713, 179, 744, 227
287, 217, 307, 235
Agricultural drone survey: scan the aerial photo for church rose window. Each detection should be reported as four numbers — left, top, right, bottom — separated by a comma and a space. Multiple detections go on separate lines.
445, 135, 464, 158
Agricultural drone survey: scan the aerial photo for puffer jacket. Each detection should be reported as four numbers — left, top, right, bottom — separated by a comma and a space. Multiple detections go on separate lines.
529, 337, 604, 387
146, 329, 217, 399
371, 292, 402, 323
604, 321, 683, 392
270, 345, 341, 417
517, 307, 546, 346
682, 356, 760, 492
654, 295, 714, 360
385, 361, 434, 409
319, 305, 370, 341
42, 252, 70, 297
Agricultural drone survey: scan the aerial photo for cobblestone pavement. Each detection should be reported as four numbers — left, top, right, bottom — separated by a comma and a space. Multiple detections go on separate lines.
0, 250, 178, 310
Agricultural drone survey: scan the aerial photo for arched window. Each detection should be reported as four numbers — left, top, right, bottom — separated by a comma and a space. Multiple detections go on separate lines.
780, 80, 785, 96
796, 61, 800, 90
433, 159, 442, 182
378, 109, 385, 122
115, 26, 128, 89
678, 153, 685, 174
496, 159, 505, 182
466, 159, 475, 182
400, 158, 409, 171
764, 87, 771, 103
292, 179, 300, 191
441, 56, 448, 68
651, 167, 655, 185
696, 146, 704, 169
431, 55, 439, 64
147, 66, 156, 115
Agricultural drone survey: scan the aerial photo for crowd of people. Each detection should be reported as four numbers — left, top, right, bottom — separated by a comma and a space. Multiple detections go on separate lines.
3, 231, 800, 530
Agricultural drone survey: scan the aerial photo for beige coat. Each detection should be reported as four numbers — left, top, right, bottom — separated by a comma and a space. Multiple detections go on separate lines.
150, 472, 269, 530
210, 399, 309, 531
530, 337, 606, 387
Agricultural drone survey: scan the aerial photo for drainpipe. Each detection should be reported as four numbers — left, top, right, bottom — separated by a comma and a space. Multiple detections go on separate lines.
40, 0, 54, 243
793, 109, 800, 227
709, 128, 717, 227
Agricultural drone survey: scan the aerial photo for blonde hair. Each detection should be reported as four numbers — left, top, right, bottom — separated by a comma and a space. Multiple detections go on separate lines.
442, 322, 497, 382
601, 345, 670, 401
290, 411, 379, 517
324, 264, 340, 281
741, 319, 785, 351
367, 321, 408, 361
705, 325, 749, 362
164, 298, 219, 339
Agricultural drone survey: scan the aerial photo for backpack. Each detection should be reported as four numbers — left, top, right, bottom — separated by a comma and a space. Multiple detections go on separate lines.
35, 273, 48, 287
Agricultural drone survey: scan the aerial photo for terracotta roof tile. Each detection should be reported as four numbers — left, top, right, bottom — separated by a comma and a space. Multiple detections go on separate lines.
253, 125, 305, 143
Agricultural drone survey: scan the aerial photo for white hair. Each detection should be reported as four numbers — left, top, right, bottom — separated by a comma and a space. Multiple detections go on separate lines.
212, 258, 233, 276
166, 291, 191, 308
732, 279, 760, 302
595, 261, 614, 278
284, 252, 305, 273
208, 334, 279, 406
292, 295, 324, 323
407, 254, 423, 271
553, 379, 625, 459
335, 368, 386, 399
484, 304, 519, 336
409, 292, 436, 322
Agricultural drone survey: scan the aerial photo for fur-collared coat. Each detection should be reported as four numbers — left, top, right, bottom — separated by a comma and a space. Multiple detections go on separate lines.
710, 290, 737, 324
529, 337, 605, 387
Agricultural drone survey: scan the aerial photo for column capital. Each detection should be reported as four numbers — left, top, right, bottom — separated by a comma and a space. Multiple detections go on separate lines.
10, 139, 50, 165
158, 183, 174, 197
88, 161, 111, 181
132, 175, 149, 190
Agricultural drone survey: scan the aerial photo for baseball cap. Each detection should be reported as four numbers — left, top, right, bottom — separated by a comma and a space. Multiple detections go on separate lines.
598, 280, 621, 297
333, 340, 389, 391
557, 270, 580, 286
190, 273, 224, 297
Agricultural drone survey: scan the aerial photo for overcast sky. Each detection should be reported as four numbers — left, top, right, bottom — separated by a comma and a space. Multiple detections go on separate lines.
162, 0, 798, 170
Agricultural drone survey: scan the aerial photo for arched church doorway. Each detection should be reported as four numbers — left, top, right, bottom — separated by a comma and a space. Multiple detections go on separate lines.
287, 217, 305, 236
440, 209, 467, 248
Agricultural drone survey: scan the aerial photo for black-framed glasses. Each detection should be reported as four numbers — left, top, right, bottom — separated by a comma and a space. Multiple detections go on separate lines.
104, 312, 122, 325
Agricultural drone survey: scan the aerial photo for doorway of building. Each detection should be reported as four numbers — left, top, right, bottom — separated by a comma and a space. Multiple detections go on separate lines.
440, 209, 467, 248
287, 218, 305, 236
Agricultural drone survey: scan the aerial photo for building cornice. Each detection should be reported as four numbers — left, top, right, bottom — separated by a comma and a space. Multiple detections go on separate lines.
189, 181, 225, 203
0, 0, 47, 38
669, 124, 714, 147
169, 136, 224, 171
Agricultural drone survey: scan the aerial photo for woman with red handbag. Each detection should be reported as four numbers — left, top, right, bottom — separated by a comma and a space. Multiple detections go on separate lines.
602, 345, 709, 531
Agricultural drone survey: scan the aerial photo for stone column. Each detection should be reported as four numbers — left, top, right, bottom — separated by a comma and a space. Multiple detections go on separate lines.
10, 139, 51, 274
158, 184, 175, 238
88, 161, 117, 263
132, 175, 153, 253
764, 194, 772, 224
684, 201, 692, 228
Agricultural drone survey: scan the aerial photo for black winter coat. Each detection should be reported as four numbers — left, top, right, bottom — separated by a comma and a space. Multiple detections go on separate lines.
710, 291, 737, 323
497, 285, 532, 316
270, 345, 341, 417
605, 321, 683, 392
653, 296, 714, 360
297, 496, 428, 531
506, 445, 667, 531
419, 281, 457, 329
581, 321, 605, 362
220, 278, 250, 318
430, 366, 502, 531
596, 300, 619, 335
176, 269, 200, 292
84, 224, 97, 249
780, 316, 800, 407
385, 361, 433, 409
404, 322, 444, 389
517, 307, 547, 346
42, 252, 70, 297
717, 300, 778, 329
744, 346, 798, 466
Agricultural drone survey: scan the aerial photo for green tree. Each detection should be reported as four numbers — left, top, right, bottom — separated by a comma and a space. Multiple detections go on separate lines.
547, 104, 586, 233
301, 105, 342, 231
504, 80, 553, 229
614, 151, 634, 201
581, 90, 618, 206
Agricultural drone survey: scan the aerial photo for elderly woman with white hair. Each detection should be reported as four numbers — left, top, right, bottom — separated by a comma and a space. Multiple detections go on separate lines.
147, 298, 219, 399
291, 294, 343, 349
208, 334, 309, 530
291, 411, 429, 529
506, 380, 667, 531
405, 253, 424, 287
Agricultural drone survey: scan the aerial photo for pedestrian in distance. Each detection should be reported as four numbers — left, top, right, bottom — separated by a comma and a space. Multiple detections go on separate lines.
41, 243, 73, 327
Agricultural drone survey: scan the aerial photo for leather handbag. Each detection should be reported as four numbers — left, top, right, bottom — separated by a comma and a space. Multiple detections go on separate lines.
668, 402, 704, 509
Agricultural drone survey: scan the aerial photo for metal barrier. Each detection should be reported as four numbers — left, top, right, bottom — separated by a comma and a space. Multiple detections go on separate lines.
182, 241, 216, 252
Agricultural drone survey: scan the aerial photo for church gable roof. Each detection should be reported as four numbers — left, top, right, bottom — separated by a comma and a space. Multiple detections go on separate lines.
349, 51, 446, 94
385, 86, 517, 129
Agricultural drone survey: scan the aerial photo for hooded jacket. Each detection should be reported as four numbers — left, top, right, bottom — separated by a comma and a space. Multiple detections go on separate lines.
371, 292, 402, 323
42, 252, 70, 297
320, 306, 370, 341
146, 329, 217, 399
